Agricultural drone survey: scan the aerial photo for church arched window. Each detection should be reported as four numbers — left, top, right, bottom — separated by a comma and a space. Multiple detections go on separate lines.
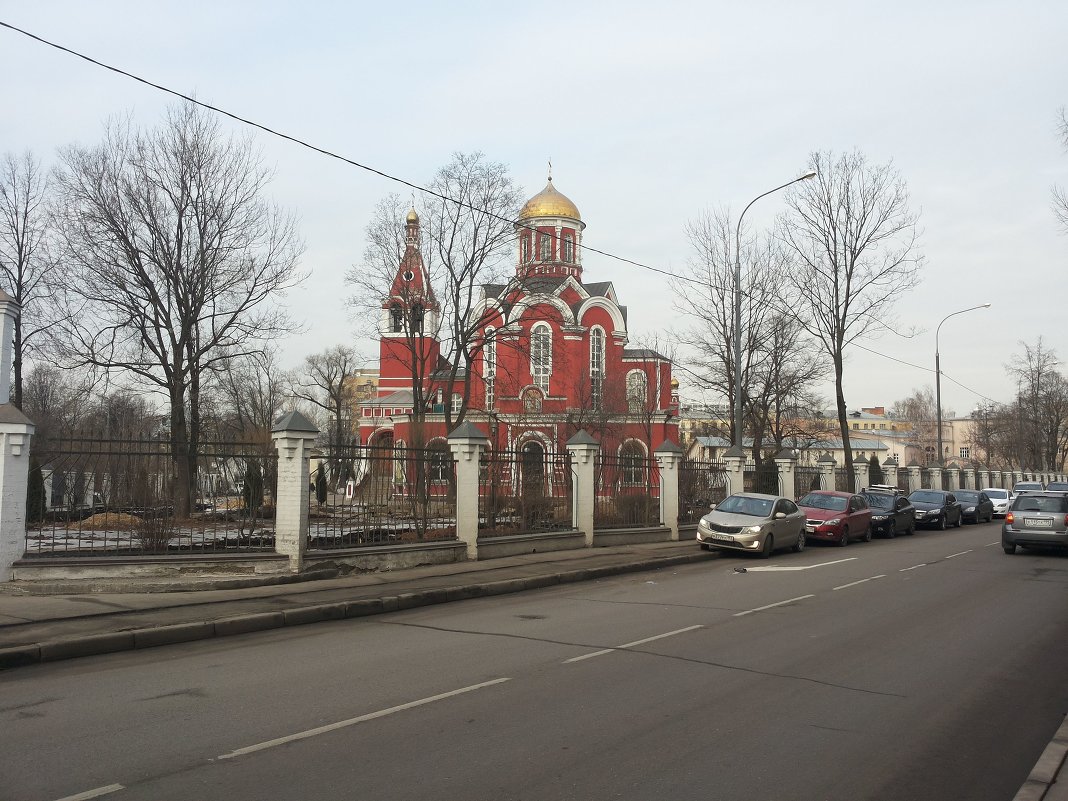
390, 304, 403, 333
620, 440, 647, 486
561, 232, 574, 263
410, 304, 424, 334
521, 235, 531, 263
484, 328, 496, 410
626, 370, 648, 414
538, 232, 552, 261
531, 323, 552, 395
589, 327, 605, 410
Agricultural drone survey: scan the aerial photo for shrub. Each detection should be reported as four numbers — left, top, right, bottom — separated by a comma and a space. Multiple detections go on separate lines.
26, 457, 45, 525
869, 454, 884, 485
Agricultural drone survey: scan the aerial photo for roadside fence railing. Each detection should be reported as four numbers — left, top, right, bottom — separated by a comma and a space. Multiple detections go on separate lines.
478, 449, 573, 537
593, 453, 660, 529
25, 436, 277, 557
308, 443, 456, 549
678, 459, 727, 523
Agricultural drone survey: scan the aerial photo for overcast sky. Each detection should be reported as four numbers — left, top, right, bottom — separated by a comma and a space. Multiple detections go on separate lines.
1, 1, 1065, 417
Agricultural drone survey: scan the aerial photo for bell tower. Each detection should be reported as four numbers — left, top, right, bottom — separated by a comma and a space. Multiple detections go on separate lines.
378, 208, 441, 396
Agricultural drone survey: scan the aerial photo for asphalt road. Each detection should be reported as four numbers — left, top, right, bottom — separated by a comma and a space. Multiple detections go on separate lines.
4, 520, 1068, 801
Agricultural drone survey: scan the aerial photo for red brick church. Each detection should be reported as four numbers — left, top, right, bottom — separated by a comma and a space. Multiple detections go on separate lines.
358, 175, 680, 465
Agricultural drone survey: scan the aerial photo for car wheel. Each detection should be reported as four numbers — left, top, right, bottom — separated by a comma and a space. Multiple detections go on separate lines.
906, 520, 916, 535
954, 513, 962, 528
938, 515, 947, 531
792, 528, 806, 553
886, 521, 896, 539
863, 524, 873, 542
760, 534, 774, 559
838, 526, 849, 546
1003, 543, 1016, 555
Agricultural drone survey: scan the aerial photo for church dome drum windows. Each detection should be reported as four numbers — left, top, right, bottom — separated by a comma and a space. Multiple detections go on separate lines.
538, 232, 552, 262
561, 232, 574, 263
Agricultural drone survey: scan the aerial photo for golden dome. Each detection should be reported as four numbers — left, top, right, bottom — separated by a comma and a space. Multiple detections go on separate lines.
670, 378, 679, 389
406, 207, 419, 224
519, 178, 581, 221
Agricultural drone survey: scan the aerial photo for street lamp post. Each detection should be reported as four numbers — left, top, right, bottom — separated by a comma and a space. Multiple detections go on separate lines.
732, 171, 817, 450
935, 303, 992, 465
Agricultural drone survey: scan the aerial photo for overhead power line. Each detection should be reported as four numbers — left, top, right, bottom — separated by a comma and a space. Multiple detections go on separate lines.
2, 20, 1003, 407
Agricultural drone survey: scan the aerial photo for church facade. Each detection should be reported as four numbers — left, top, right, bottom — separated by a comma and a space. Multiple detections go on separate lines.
357, 176, 680, 466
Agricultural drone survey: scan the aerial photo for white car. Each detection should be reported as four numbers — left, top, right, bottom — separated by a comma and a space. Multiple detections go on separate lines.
981, 487, 1010, 518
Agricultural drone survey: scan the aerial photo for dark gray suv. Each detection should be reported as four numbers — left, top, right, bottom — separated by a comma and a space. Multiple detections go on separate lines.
1002, 493, 1068, 554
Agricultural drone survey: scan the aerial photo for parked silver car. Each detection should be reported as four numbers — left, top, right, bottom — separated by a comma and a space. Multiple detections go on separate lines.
696, 492, 807, 558
1002, 493, 1068, 554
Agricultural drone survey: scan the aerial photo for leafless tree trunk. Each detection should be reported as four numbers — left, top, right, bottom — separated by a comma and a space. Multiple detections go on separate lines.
779, 150, 923, 488
288, 345, 361, 453
1006, 338, 1068, 470
1054, 109, 1068, 232
51, 102, 305, 516
0, 151, 60, 409
674, 208, 828, 466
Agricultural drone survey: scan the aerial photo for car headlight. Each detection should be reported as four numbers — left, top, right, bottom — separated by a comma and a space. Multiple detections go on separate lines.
747, 525, 764, 534
872, 515, 887, 521
824, 518, 841, 526
965, 506, 975, 513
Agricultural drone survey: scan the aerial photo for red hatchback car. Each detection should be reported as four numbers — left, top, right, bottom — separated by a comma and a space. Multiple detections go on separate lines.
798, 490, 873, 546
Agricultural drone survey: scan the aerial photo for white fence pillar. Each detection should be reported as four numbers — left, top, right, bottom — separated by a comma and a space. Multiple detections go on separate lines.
723, 446, 746, 497
566, 431, 599, 547
945, 465, 960, 491
853, 455, 869, 493
882, 458, 899, 489
818, 454, 836, 491
774, 449, 797, 499
907, 462, 923, 494
271, 411, 319, 572
655, 440, 683, 541
448, 422, 489, 561
0, 408, 35, 582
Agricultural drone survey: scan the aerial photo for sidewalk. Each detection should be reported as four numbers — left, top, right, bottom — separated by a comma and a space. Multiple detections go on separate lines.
0, 541, 708, 669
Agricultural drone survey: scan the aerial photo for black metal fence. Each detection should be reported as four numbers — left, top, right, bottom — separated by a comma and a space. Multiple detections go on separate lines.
794, 466, 821, 499
743, 460, 779, 494
25, 437, 277, 557
479, 449, 573, 537
834, 467, 851, 492
308, 443, 456, 548
679, 459, 728, 523
897, 470, 911, 493
593, 452, 660, 529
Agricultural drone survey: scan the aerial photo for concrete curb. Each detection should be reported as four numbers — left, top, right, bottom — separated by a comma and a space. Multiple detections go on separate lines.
1013, 713, 1068, 801
0, 551, 710, 671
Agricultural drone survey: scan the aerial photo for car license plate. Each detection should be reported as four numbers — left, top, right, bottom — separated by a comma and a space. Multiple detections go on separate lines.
805, 524, 816, 533
1024, 518, 1053, 528
710, 532, 734, 542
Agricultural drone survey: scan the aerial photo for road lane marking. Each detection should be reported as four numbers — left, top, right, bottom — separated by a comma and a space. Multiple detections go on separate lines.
833, 575, 886, 591
563, 625, 704, 663
734, 595, 814, 617
900, 563, 927, 572
218, 678, 511, 759
986, 541, 1000, 547
53, 786, 125, 801
944, 550, 973, 559
744, 557, 857, 572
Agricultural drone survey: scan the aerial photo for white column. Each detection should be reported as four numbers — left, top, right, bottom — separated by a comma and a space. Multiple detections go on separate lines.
818, 455, 836, 491
774, 449, 797, 499
448, 422, 489, 560
566, 431, 599, 547
0, 412, 35, 582
655, 440, 683, 541
723, 446, 746, 497
853, 455, 869, 493
907, 463, 923, 494
271, 411, 319, 572
962, 468, 975, 490
945, 466, 960, 491
882, 459, 899, 489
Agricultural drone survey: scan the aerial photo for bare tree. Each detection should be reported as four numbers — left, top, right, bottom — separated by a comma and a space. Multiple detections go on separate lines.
1005, 338, 1068, 470
779, 150, 923, 487
673, 208, 829, 467
0, 151, 60, 408
1054, 109, 1068, 232
890, 386, 951, 464
287, 345, 362, 450
209, 347, 285, 441
51, 102, 305, 515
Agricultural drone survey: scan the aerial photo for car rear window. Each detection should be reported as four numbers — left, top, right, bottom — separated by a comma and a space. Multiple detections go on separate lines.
1012, 496, 1068, 513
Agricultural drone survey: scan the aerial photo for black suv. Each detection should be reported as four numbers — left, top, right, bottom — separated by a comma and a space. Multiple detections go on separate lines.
907, 490, 963, 530
861, 488, 916, 538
